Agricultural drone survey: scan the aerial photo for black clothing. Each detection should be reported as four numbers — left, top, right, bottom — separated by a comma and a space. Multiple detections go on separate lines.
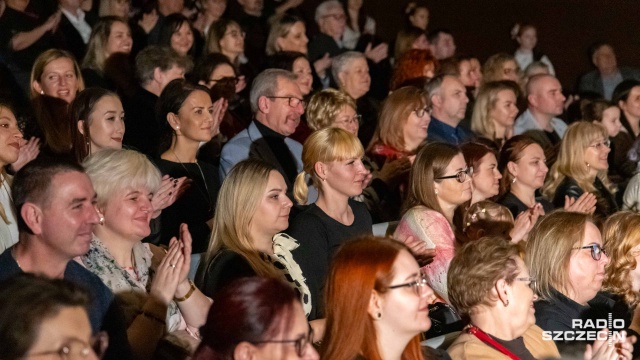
489, 335, 536, 360
287, 199, 372, 320
122, 86, 161, 157
552, 176, 618, 221
81, 68, 112, 90
356, 95, 380, 149
155, 159, 219, 254
497, 192, 554, 219
195, 249, 256, 298
57, 11, 96, 61
308, 33, 346, 63
254, 120, 298, 186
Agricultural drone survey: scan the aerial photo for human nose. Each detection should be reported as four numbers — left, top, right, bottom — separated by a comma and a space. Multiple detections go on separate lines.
89, 204, 101, 225
283, 195, 293, 208
421, 284, 435, 301
495, 168, 502, 179
302, 342, 319, 360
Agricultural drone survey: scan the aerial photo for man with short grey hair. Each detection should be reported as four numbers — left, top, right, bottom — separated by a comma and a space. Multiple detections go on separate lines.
220, 69, 305, 197
426, 74, 473, 144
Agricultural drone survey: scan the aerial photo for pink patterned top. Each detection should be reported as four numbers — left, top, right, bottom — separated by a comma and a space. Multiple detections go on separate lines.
394, 206, 456, 303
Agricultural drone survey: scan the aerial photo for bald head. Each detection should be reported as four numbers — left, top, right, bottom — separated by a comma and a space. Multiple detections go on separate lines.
526, 74, 565, 117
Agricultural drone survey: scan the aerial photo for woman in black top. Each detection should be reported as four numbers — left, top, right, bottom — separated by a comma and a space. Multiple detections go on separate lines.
288, 128, 373, 321
156, 79, 225, 253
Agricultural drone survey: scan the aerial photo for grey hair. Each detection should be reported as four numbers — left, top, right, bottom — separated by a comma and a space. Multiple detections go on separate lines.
249, 69, 298, 113
424, 74, 447, 100
83, 149, 162, 209
135, 45, 191, 86
331, 51, 366, 88
315, 0, 342, 23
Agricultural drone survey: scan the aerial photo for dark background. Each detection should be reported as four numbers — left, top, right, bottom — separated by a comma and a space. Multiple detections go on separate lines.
297, 0, 640, 92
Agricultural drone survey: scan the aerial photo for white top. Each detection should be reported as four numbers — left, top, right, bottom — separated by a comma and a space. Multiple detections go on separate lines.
60, 7, 92, 44
342, 16, 376, 50
514, 49, 556, 76
0, 174, 18, 253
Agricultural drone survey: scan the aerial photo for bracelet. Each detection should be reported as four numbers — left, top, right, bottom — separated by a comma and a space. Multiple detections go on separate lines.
174, 280, 196, 302
142, 311, 166, 325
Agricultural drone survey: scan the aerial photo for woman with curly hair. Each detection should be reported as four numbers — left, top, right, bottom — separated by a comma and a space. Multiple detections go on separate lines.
389, 49, 436, 91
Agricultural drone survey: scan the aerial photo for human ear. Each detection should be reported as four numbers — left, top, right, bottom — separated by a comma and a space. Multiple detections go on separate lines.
21, 203, 43, 235
233, 342, 255, 360
314, 161, 327, 181
77, 120, 86, 135
367, 289, 384, 320
32, 81, 43, 95
507, 161, 518, 179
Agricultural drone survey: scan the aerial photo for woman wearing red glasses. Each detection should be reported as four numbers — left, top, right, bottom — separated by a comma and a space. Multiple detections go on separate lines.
394, 142, 471, 304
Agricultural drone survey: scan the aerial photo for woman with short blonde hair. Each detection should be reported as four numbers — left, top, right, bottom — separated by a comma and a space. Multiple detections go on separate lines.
471, 80, 520, 148
288, 128, 372, 320
306, 89, 357, 132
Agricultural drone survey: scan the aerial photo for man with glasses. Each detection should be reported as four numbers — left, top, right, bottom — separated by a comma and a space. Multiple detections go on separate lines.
426, 74, 473, 145
308, 0, 348, 65
220, 69, 306, 200
514, 74, 568, 150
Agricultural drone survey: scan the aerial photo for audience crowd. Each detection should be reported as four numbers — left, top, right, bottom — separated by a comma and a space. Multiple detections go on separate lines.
3, 0, 640, 359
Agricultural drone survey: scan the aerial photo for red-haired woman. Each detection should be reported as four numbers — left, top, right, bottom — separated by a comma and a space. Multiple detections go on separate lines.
322, 236, 444, 360
389, 49, 437, 91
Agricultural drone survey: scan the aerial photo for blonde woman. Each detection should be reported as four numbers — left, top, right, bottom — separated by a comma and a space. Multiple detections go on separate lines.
81, 17, 133, 89
470, 80, 520, 149
288, 127, 372, 321
543, 121, 618, 220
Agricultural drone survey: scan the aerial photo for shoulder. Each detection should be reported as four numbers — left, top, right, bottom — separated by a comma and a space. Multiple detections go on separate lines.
447, 331, 505, 359
349, 199, 372, 223
223, 128, 252, 149
66, 261, 113, 301
523, 325, 561, 358
288, 205, 327, 232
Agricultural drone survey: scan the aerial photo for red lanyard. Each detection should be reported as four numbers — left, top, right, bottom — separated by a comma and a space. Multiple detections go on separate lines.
467, 325, 520, 360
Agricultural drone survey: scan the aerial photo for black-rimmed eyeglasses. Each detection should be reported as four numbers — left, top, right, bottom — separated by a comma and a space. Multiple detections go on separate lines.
435, 167, 473, 183
209, 76, 239, 84
573, 244, 607, 261
253, 328, 314, 357
414, 106, 432, 118
266, 96, 306, 110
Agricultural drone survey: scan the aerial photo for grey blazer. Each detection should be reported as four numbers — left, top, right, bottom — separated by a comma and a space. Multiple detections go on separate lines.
578, 67, 640, 98
219, 121, 303, 186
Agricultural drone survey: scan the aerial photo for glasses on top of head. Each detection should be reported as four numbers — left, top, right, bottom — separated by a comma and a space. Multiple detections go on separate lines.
435, 166, 473, 183
414, 106, 432, 118
589, 139, 611, 150
515, 276, 537, 290
254, 327, 314, 357
573, 244, 607, 261
388, 271, 430, 296
335, 114, 362, 126
26, 332, 108, 359
266, 96, 306, 110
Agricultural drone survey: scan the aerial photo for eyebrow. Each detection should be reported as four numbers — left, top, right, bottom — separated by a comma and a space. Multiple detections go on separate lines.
103, 110, 117, 115
70, 192, 97, 206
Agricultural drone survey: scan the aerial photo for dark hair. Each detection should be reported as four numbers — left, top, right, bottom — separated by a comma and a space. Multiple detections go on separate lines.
581, 99, 615, 122
194, 277, 299, 360
393, 26, 427, 60
339, 0, 366, 32
0, 273, 91, 360
497, 135, 540, 195
156, 79, 212, 155
12, 157, 85, 234
265, 51, 308, 72
32, 95, 73, 155
403, 1, 428, 28
612, 79, 640, 137
588, 41, 612, 62
135, 45, 191, 85
158, 13, 196, 58
190, 53, 235, 85
70, 87, 119, 162
427, 28, 453, 44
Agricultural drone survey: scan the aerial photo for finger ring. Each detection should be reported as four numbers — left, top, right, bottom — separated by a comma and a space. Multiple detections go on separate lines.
170, 264, 176, 268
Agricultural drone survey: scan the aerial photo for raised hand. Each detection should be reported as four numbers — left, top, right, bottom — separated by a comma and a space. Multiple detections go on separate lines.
149, 240, 185, 305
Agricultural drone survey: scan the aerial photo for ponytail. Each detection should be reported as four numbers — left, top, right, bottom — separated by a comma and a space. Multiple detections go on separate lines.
294, 172, 309, 204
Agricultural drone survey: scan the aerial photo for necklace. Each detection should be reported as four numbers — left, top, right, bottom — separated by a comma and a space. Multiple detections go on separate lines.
171, 149, 213, 213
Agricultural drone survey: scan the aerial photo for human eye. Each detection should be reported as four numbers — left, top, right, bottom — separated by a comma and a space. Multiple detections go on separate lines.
47, 74, 59, 81
106, 116, 115, 122
195, 109, 203, 115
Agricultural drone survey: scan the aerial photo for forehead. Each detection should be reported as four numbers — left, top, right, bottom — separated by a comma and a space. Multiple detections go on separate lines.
266, 170, 286, 189
290, 21, 306, 32
346, 58, 368, 70
211, 63, 235, 77
581, 221, 602, 245
445, 153, 466, 170
293, 57, 310, 69
520, 143, 544, 159
442, 76, 465, 92
48, 171, 95, 203
391, 249, 420, 279
325, 4, 344, 14
182, 90, 212, 107
274, 77, 302, 96
596, 45, 614, 56
537, 77, 561, 93
0, 107, 17, 121
44, 58, 75, 73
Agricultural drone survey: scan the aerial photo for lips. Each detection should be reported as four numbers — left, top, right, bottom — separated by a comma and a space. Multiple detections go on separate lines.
7, 142, 19, 151
111, 137, 122, 143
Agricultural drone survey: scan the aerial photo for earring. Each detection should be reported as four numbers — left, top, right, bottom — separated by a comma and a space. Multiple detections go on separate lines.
586, 163, 590, 168
512, 177, 516, 184
435, 189, 438, 194
376, 312, 382, 319
504, 299, 509, 307
40, 90, 44, 95
176, 126, 180, 129
99, 216, 104, 225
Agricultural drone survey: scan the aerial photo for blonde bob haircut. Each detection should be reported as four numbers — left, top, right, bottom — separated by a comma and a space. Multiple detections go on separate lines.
524, 211, 592, 301
202, 159, 282, 279
82, 149, 162, 210
543, 121, 613, 200
602, 211, 640, 307
294, 128, 364, 204
265, 14, 305, 56
471, 80, 520, 141
30, 49, 85, 100
367, 86, 428, 152
306, 89, 356, 131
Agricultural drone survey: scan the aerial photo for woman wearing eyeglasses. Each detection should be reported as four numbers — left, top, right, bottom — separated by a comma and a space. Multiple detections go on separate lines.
394, 142, 471, 303
288, 127, 372, 321
525, 211, 635, 357
366, 86, 430, 222
322, 236, 446, 360
448, 236, 562, 359
194, 277, 319, 360
543, 121, 618, 221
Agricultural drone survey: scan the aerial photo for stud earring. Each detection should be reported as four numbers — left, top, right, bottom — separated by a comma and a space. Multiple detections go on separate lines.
504, 299, 509, 307
99, 216, 104, 225
512, 177, 516, 184
40, 90, 44, 95
376, 312, 382, 319
435, 189, 438, 194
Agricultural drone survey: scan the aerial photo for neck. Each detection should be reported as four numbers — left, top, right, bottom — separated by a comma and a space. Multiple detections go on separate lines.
625, 112, 640, 136
249, 230, 274, 255
600, 67, 618, 77
163, 138, 199, 163
437, 199, 456, 224
94, 226, 136, 267
222, 50, 239, 64
471, 307, 521, 341
494, 122, 508, 140
13, 237, 69, 279
142, 83, 162, 97
529, 108, 553, 131
404, 136, 421, 153
510, 183, 537, 207
7, 0, 29, 12
60, 3, 80, 14
471, 192, 487, 205
517, 47, 532, 54
315, 191, 352, 224
374, 321, 413, 360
